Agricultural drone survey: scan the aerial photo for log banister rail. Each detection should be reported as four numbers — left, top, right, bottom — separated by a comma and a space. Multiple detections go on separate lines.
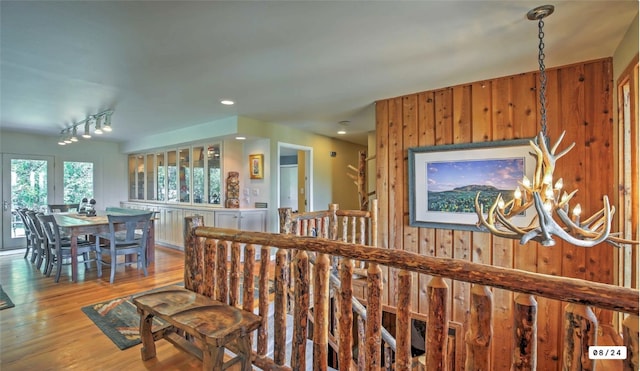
181, 206, 639, 370
193, 227, 639, 314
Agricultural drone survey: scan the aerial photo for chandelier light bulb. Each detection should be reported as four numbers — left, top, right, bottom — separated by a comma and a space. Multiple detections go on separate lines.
554, 178, 563, 190
71, 126, 78, 142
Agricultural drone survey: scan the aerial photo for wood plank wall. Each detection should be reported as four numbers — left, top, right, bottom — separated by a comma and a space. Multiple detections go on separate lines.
375, 58, 616, 370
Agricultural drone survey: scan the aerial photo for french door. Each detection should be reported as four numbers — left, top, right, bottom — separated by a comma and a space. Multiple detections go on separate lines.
1, 154, 54, 250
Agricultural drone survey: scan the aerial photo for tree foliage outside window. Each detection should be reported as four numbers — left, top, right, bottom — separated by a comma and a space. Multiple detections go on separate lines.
11, 159, 48, 210
64, 161, 93, 203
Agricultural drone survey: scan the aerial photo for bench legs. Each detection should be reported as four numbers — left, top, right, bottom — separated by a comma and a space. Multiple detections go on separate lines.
138, 309, 157, 361
203, 335, 253, 371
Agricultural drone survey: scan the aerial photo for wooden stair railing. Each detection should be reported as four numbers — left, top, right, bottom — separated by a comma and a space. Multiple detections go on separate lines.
184, 212, 639, 371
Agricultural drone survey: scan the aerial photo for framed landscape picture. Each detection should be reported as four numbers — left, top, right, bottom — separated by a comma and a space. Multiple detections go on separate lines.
408, 138, 536, 231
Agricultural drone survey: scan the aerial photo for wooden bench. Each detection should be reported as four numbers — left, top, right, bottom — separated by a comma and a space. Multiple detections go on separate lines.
133, 285, 262, 370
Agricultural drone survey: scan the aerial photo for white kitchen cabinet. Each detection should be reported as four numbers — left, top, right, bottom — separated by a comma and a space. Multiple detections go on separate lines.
214, 210, 267, 232
120, 202, 266, 249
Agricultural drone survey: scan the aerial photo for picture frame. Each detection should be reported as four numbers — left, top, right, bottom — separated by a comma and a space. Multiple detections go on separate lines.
408, 138, 536, 231
249, 154, 264, 179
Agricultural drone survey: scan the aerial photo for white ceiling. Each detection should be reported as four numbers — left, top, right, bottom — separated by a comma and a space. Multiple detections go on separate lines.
1, 1, 637, 146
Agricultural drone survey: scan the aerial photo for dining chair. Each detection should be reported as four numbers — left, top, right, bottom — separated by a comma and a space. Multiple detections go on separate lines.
47, 204, 79, 213
25, 211, 48, 271
37, 214, 96, 283
95, 212, 153, 284
16, 208, 35, 261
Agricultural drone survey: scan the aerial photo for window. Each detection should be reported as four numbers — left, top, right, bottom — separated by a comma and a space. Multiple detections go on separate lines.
63, 161, 93, 203
128, 142, 222, 204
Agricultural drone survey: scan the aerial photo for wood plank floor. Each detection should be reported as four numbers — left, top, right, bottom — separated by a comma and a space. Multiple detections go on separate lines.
0, 246, 208, 370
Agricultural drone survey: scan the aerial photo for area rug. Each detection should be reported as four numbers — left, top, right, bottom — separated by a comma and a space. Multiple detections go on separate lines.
81, 284, 179, 350
0, 285, 15, 310
83, 279, 273, 350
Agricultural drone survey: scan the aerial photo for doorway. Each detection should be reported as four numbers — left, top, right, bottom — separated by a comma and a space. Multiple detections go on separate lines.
1, 154, 54, 250
277, 143, 312, 213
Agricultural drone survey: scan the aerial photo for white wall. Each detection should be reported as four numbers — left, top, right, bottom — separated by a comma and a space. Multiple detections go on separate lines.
0, 130, 127, 208
1, 115, 367, 232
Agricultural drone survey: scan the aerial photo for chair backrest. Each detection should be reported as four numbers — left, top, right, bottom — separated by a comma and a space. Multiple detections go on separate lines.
16, 208, 32, 237
25, 211, 46, 242
37, 214, 62, 246
48, 204, 79, 213
107, 212, 153, 245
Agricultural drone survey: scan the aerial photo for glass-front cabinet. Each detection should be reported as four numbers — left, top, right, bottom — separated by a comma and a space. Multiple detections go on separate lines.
128, 142, 222, 205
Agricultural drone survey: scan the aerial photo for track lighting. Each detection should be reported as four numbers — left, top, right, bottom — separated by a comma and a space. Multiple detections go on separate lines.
58, 109, 114, 145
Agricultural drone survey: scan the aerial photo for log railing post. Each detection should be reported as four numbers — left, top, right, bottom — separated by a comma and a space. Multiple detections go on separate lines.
512, 294, 537, 370
465, 284, 493, 371
338, 257, 354, 371
623, 315, 639, 371
216, 240, 228, 303
396, 270, 412, 370
365, 262, 383, 370
229, 241, 241, 307
291, 249, 310, 370
562, 304, 598, 371
313, 252, 331, 371
274, 248, 288, 365
183, 215, 203, 293
257, 246, 271, 356
427, 276, 449, 371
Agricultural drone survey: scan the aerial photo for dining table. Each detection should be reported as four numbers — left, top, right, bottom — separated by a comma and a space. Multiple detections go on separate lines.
53, 211, 156, 282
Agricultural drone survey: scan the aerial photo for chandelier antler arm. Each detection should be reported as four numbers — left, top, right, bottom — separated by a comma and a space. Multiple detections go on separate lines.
548, 195, 611, 247
495, 209, 533, 235
475, 194, 523, 240
548, 131, 575, 159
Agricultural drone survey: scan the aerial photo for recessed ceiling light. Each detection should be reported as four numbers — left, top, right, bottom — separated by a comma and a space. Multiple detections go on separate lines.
235, 136, 246, 140
220, 99, 235, 105
337, 120, 349, 135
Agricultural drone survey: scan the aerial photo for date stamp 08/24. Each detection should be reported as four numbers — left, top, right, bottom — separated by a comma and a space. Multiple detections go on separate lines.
588, 346, 627, 360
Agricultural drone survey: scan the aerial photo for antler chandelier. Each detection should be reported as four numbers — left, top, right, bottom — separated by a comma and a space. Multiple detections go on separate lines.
475, 5, 638, 248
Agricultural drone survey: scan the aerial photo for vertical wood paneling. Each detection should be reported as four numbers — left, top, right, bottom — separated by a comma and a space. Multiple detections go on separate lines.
559, 64, 587, 281
403, 94, 420, 310
490, 75, 516, 371
376, 100, 390, 308
374, 58, 615, 371
388, 97, 403, 307
511, 72, 539, 274
452, 85, 472, 329
434, 88, 454, 295
418, 91, 436, 315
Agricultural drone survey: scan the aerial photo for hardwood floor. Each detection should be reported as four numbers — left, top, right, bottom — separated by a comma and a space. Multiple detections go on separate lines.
0, 246, 207, 370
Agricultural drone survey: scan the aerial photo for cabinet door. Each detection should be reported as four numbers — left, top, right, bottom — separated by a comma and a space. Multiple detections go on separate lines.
239, 211, 266, 232
215, 211, 240, 229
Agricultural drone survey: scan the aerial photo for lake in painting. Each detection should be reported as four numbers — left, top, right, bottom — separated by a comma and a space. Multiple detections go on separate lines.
426, 157, 524, 213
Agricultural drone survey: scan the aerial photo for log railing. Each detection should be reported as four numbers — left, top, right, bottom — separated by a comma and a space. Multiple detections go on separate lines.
184, 210, 639, 370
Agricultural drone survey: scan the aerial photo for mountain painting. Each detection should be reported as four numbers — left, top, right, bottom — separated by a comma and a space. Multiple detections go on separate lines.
426, 157, 525, 213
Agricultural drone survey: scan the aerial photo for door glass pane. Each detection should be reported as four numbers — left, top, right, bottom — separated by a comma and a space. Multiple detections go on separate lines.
207, 144, 222, 205
179, 148, 190, 202
136, 156, 144, 199
128, 155, 137, 199
63, 161, 93, 203
157, 152, 166, 201
192, 146, 205, 204
146, 154, 155, 201
167, 150, 177, 202
11, 159, 48, 213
